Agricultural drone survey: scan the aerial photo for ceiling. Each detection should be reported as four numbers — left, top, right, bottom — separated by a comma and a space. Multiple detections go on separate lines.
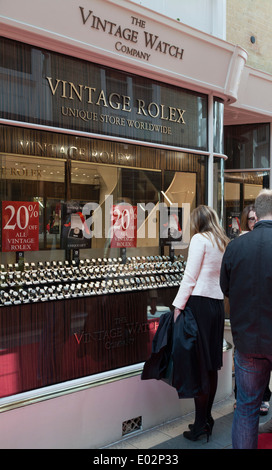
224, 104, 272, 127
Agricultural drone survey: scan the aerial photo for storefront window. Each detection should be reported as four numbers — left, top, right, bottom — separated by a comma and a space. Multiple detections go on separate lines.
224, 123, 270, 169
0, 154, 65, 259
0, 124, 209, 397
224, 122, 270, 236
1, 37, 208, 151
224, 170, 269, 239
0, 36, 214, 399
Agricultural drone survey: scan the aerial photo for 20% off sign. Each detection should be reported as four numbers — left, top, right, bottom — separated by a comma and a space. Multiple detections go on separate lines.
2, 201, 40, 252
110, 204, 137, 248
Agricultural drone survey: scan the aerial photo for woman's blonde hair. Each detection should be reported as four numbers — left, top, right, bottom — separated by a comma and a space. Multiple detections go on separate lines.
190, 205, 229, 252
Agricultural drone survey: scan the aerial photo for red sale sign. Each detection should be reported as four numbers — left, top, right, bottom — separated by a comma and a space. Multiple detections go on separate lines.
111, 204, 137, 248
2, 201, 39, 252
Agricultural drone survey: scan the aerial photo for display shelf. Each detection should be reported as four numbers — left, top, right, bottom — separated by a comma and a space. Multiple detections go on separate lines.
0, 255, 184, 305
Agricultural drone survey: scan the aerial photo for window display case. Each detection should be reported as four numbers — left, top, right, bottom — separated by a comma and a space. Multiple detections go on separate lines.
0, 255, 184, 305
0, 124, 207, 399
0, 255, 184, 398
0, 2, 237, 448
0, 38, 215, 402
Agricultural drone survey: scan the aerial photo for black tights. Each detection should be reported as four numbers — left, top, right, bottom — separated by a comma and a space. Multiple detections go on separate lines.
193, 370, 218, 428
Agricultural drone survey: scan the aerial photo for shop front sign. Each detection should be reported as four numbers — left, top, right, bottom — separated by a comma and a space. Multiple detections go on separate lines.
79, 6, 184, 63
0, 37, 207, 150
0, 0, 248, 105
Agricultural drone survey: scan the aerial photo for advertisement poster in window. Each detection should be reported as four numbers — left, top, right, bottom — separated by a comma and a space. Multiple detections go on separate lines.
111, 204, 137, 248
61, 202, 92, 249
2, 201, 39, 252
227, 212, 241, 239
160, 207, 183, 247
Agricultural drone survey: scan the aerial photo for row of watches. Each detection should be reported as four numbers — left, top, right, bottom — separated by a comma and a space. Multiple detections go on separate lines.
0, 272, 183, 305
0, 255, 185, 305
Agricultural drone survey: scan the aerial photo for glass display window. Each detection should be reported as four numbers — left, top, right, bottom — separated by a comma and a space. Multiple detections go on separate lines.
224, 123, 270, 170
0, 35, 228, 399
0, 154, 65, 263
224, 170, 269, 239
0, 125, 209, 263
1, 37, 208, 151
0, 123, 211, 397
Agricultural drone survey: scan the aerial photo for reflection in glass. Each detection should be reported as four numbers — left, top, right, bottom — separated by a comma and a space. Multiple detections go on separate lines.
224, 123, 269, 170
214, 157, 225, 225
0, 124, 211, 397
1, 37, 208, 151
224, 171, 269, 238
213, 99, 224, 154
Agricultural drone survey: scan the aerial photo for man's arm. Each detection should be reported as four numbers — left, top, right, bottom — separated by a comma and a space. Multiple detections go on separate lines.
220, 247, 231, 298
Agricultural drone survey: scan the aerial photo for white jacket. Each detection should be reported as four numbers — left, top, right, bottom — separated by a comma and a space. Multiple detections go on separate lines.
172, 232, 224, 310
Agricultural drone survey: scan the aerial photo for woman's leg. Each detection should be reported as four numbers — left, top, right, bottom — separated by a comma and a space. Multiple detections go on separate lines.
207, 370, 218, 420
193, 371, 218, 428
193, 394, 208, 428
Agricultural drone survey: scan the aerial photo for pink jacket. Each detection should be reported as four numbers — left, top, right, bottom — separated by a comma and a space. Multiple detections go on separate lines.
173, 232, 224, 310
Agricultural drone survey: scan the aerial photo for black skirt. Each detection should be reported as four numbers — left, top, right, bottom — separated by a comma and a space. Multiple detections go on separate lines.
186, 295, 225, 372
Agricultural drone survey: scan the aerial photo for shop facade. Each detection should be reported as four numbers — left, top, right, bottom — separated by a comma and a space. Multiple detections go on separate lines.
223, 59, 272, 231
0, 0, 247, 448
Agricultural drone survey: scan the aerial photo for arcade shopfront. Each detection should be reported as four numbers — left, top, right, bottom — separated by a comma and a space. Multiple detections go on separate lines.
0, 0, 245, 448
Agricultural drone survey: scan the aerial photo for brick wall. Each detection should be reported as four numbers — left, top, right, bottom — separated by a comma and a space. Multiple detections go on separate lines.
226, 0, 272, 74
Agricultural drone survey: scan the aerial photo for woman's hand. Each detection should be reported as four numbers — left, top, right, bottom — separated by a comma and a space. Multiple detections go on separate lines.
174, 307, 182, 322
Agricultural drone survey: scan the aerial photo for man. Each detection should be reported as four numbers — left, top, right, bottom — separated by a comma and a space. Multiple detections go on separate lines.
220, 189, 272, 449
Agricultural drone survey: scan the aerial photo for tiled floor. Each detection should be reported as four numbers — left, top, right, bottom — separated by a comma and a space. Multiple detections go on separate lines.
104, 381, 272, 450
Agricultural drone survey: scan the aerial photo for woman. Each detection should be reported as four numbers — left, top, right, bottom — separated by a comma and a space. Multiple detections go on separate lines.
240, 204, 256, 234
173, 205, 229, 442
